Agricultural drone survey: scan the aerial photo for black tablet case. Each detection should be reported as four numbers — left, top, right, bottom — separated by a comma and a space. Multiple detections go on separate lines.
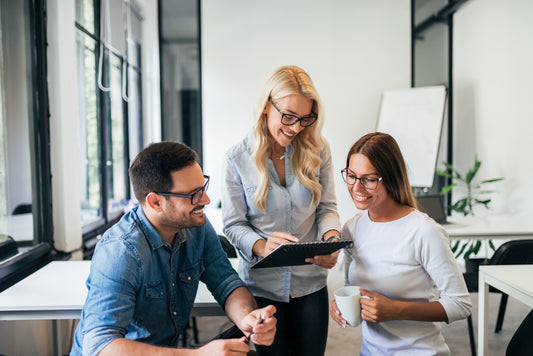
251, 240, 352, 269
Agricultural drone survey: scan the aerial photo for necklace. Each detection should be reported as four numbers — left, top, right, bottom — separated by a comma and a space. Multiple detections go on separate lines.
270, 145, 285, 160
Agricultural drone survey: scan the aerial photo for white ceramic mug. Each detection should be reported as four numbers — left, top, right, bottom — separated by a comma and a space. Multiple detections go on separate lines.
334, 286, 371, 327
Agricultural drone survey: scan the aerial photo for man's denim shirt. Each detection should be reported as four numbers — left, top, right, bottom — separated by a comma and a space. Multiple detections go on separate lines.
222, 132, 341, 302
70, 205, 244, 356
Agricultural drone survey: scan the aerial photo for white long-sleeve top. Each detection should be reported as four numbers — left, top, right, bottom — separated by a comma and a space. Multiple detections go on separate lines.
343, 210, 471, 356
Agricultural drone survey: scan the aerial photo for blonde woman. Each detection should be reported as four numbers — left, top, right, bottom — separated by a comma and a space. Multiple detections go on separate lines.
222, 65, 341, 356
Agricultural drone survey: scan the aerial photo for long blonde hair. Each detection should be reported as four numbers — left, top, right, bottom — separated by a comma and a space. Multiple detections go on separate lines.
252, 65, 325, 213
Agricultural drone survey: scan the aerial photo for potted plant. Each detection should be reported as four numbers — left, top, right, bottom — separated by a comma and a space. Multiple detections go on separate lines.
436, 155, 504, 269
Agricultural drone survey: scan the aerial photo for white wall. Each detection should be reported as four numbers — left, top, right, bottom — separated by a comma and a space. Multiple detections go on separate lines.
138, 0, 162, 146
47, 0, 83, 252
453, 0, 533, 216
202, 0, 411, 224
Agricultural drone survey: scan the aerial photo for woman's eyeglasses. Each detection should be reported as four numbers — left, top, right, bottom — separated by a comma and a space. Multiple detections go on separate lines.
341, 169, 382, 190
269, 98, 317, 127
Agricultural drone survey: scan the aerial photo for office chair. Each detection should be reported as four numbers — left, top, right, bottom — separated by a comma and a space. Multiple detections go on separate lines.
506, 309, 533, 356
12, 203, 32, 215
219, 234, 237, 258
463, 239, 533, 356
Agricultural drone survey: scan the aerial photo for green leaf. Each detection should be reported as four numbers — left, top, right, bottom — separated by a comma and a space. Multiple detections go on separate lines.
455, 242, 468, 259
481, 178, 504, 184
451, 240, 460, 253
440, 185, 456, 195
475, 198, 491, 205
436, 169, 452, 179
465, 159, 481, 184
442, 161, 453, 171
472, 240, 482, 254
464, 248, 474, 261
452, 199, 468, 215
478, 190, 495, 194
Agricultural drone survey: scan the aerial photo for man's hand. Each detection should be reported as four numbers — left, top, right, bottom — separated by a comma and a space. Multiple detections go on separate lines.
194, 338, 250, 355
241, 305, 277, 346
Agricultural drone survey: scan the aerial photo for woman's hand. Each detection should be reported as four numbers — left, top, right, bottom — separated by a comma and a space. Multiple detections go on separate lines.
261, 232, 299, 257
329, 299, 347, 328
305, 250, 339, 269
359, 288, 400, 323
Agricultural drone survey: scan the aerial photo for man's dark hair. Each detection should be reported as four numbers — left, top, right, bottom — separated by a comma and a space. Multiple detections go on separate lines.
129, 141, 199, 203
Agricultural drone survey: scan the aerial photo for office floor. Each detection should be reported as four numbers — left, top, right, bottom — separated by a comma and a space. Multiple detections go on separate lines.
189, 264, 532, 355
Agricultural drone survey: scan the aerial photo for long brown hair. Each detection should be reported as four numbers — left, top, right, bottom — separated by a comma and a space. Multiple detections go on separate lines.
346, 132, 417, 209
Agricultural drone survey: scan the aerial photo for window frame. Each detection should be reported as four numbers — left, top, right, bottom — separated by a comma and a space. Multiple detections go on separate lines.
75, 0, 143, 258
0, 0, 54, 292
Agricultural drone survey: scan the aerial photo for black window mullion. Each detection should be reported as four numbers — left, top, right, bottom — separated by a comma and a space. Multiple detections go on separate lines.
98, 49, 111, 221
121, 59, 131, 198
30, 0, 53, 245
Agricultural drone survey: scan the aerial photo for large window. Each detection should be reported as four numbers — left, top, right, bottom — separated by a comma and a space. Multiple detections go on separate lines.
0, 0, 53, 291
76, 0, 143, 258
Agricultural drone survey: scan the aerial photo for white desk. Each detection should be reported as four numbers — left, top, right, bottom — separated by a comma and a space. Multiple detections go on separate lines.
0, 259, 238, 354
0, 260, 239, 319
478, 265, 533, 356
445, 215, 533, 240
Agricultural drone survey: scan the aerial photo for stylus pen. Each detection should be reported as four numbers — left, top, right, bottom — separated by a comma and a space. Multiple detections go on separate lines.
245, 315, 266, 344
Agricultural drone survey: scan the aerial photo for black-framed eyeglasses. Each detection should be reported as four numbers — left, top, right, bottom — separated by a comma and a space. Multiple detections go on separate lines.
341, 168, 382, 190
155, 175, 210, 205
269, 98, 317, 127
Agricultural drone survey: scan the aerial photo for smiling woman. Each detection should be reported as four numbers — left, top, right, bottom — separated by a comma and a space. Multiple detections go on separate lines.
221, 65, 342, 356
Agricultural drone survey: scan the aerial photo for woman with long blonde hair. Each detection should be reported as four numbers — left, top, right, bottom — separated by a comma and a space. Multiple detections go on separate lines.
222, 65, 341, 356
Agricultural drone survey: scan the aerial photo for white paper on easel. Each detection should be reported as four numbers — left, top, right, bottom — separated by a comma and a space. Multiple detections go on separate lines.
376, 85, 447, 188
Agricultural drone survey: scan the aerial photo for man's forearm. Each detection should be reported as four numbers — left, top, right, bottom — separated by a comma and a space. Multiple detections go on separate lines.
223, 286, 258, 330
99, 338, 194, 356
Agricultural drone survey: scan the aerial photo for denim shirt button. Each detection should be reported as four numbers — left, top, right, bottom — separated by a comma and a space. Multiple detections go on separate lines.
173, 311, 177, 316
187, 276, 191, 280
172, 283, 175, 287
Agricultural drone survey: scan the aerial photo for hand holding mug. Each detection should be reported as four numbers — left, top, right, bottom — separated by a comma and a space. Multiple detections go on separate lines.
332, 286, 372, 327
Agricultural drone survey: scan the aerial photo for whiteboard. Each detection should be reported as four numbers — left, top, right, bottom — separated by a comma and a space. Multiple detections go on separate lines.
376, 85, 447, 188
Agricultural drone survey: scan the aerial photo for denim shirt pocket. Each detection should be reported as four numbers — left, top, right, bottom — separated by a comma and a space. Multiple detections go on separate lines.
178, 261, 205, 308
244, 185, 263, 216
138, 280, 167, 332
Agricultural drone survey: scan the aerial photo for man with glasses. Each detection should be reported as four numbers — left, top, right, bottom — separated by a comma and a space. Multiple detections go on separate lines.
71, 142, 276, 356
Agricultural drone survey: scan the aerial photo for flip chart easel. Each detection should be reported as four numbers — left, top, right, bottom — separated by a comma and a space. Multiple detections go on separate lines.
376, 85, 447, 188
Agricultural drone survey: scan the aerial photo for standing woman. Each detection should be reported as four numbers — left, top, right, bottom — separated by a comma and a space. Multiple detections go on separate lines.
222, 65, 341, 356
330, 132, 471, 355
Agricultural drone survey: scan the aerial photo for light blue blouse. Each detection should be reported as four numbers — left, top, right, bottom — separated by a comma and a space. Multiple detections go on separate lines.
222, 131, 341, 302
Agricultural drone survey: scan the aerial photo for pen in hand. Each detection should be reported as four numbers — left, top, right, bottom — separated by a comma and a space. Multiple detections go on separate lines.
245, 315, 266, 344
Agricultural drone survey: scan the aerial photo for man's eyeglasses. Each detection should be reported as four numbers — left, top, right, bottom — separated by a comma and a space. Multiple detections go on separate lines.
269, 98, 317, 127
341, 168, 382, 190
156, 175, 210, 205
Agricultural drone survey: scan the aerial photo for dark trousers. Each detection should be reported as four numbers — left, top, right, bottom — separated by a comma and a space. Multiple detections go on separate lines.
506, 309, 533, 356
255, 286, 329, 356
